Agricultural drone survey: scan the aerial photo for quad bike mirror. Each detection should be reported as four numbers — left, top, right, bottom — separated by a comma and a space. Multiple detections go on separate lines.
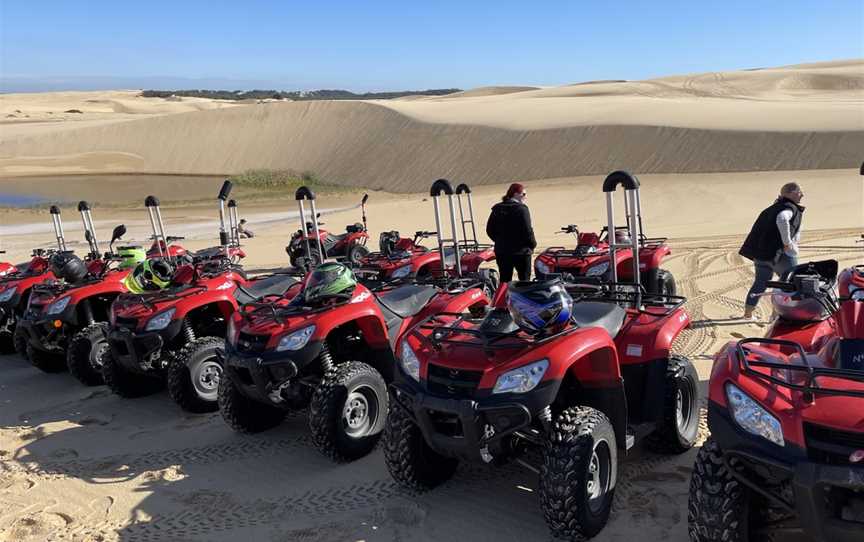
111, 224, 127, 243
109, 224, 127, 252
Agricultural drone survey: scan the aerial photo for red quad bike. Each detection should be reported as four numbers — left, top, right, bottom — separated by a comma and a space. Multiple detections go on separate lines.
102, 182, 300, 411
689, 259, 864, 542
0, 207, 73, 357
218, 181, 492, 462
285, 192, 371, 267
761, 259, 841, 356
533, 177, 676, 296
382, 171, 700, 541
356, 182, 496, 282
17, 201, 134, 375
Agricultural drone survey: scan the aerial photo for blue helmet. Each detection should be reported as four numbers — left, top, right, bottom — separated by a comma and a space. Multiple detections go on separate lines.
508, 279, 573, 334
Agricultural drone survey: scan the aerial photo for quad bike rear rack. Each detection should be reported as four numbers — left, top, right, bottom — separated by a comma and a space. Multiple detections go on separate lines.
736, 337, 864, 399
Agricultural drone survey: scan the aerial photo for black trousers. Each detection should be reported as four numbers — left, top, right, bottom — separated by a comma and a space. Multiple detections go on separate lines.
496, 252, 531, 282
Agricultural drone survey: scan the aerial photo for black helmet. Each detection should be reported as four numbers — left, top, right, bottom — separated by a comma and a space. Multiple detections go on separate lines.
379, 231, 400, 256
50, 251, 88, 284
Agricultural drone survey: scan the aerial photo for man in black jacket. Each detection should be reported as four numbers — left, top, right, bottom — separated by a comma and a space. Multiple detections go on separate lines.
486, 183, 536, 282
739, 182, 805, 320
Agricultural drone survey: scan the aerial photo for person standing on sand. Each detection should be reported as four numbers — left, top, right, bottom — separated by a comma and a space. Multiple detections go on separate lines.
738, 182, 805, 320
485, 183, 536, 282
238, 219, 255, 239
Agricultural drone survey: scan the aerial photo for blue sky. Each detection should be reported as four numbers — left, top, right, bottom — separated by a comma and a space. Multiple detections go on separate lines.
1, 1, 862, 91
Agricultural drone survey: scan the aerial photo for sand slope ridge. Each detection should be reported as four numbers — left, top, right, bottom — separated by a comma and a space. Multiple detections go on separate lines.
0, 60, 862, 191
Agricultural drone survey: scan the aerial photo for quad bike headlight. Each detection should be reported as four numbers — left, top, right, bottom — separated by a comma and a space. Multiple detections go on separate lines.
391, 265, 412, 279
725, 383, 784, 447
46, 296, 71, 315
851, 289, 864, 301
534, 260, 550, 276
493, 359, 549, 394
275, 325, 315, 352
0, 287, 15, 303
398, 339, 421, 381
145, 308, 176, 331
586, 261, 610, 277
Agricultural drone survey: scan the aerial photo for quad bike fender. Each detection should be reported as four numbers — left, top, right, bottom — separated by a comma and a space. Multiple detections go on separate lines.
617, 308, 691, 365
546, 328, 621, 386
708, 342, 811, 448
309, 304, 390, 350
838, 296, 863, 339
637, 244, 671, 271
460, 248, 495, 273
422, 287, 489, 318
179, 298, 239, 325
411, 252, 440, 274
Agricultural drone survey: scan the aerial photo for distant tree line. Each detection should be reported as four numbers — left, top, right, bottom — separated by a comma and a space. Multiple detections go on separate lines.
139, 88, 461, 101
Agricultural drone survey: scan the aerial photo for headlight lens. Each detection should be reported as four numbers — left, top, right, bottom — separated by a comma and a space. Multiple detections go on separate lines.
535, 260, 550, 275
586, 261, 610, 277
46, 296, 71, 315
145, 308, 176, 331
851, 289, 864, 301
391, 265, 412, 279
493, 359, 549, 394
275, 325, 315, 352
725, 383, 784, 447
0, 287, 15, 302
399, 339, 421, 381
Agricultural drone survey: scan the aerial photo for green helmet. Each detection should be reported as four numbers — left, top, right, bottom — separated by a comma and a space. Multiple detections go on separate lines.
123, 258, 174, 294
117, 245, 146, 270
303, 262, 356, 302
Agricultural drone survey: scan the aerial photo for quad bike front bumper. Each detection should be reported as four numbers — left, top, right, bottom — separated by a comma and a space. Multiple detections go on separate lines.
390, 369, 559, 461
709, 402, 864, 542
17, 315, 70, 353
107, 322, 183, 374
222, 341, 323, 406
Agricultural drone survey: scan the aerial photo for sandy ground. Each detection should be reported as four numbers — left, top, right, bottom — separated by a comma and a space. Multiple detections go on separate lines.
0, 169, 861, 542
1, 61, 862, 190
0, 59, 862, 541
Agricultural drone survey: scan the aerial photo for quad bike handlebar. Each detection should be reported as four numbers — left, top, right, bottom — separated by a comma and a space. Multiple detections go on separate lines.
557, 225, 579, 234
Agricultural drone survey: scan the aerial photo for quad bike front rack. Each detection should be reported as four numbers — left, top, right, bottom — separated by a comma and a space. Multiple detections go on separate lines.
49, 205, 68, 252
295, 186, 325, 269
77, 201, 101, 259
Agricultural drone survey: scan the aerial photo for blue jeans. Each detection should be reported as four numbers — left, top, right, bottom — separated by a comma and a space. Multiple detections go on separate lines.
745, 252, 798, 308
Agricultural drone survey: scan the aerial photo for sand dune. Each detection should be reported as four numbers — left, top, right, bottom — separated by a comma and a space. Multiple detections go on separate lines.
1, 60, 862, 191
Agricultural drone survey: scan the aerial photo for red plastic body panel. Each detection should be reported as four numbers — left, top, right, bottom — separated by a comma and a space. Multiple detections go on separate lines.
615, 307, 691, 365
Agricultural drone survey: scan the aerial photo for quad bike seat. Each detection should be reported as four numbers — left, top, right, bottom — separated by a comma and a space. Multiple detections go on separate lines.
375, 285, 439, 346
234, 274, 299, 305
570, 301, 626, 338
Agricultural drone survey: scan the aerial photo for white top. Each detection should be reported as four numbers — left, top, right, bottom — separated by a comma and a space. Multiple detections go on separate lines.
776, 209, 801, 255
